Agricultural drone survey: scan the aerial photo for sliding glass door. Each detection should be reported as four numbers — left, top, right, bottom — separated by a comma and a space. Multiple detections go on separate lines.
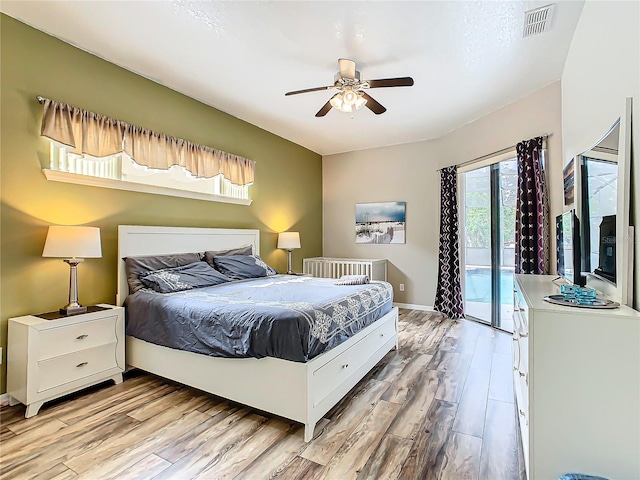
461, 160, 516, 332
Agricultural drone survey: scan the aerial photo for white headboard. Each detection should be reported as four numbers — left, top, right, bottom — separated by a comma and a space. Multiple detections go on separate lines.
117, 225, 260, 306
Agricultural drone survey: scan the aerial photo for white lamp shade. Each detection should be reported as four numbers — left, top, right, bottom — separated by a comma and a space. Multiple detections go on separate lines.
355, 94, 367, 109
277, 231, 301, 250
343, 88, 358, 106
43, 226, 102, 259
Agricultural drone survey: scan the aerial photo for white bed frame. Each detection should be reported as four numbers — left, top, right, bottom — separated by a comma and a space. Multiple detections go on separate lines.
117, 225, 398, 441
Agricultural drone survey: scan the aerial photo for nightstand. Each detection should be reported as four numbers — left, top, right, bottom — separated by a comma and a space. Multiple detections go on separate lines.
7, 304, 125, 418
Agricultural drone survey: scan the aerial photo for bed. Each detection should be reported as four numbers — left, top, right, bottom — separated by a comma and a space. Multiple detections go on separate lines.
117, 225, 399, 441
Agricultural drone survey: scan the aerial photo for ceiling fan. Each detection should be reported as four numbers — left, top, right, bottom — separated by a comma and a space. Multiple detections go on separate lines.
285, 59, 414, 117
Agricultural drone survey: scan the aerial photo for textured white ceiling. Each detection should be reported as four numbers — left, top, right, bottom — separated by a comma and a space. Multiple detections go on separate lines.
1, 1, 584, 155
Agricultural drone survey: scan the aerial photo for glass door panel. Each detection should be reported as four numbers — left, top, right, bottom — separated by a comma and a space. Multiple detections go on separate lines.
498, 160, 517, 332
462, 160, 516, 333
463, 166, 492, 324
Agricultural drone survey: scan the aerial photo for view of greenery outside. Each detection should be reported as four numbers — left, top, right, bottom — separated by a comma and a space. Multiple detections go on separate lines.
462, 160, 517, 332
464, 163, 517, 251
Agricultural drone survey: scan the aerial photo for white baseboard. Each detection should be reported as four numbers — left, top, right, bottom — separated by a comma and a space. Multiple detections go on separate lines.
0, 393, 10, 407
393, 302, 434, 312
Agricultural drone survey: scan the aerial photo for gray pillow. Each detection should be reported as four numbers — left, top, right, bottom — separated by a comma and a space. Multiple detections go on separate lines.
140, 261, 230, 293
202, 244, 253, 268
124, 252, 202, 293
212, 255, 277, 280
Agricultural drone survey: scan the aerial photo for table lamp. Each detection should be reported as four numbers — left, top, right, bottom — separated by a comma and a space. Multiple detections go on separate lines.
42, 225, 102, 315
277, 231, 301, 275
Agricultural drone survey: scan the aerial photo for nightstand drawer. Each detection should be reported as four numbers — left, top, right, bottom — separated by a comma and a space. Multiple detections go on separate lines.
37, 315, 119, 361
37, 343, 118, 392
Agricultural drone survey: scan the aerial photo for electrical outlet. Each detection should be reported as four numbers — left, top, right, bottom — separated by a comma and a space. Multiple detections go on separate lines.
399, 283, 405, 292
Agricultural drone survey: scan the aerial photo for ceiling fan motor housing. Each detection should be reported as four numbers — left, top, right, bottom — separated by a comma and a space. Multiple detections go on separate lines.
335, 70, 361, 86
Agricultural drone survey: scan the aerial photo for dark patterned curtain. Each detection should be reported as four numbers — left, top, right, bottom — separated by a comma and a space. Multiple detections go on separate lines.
434, 166, 464, 319
515, 137, 550, 274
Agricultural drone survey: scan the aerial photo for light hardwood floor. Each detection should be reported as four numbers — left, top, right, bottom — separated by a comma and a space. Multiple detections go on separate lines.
0, 309, 526, 480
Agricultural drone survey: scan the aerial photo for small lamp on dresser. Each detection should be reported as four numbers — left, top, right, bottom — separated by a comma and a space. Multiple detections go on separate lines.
42, 225, 102, 315
277, 231, 301, 274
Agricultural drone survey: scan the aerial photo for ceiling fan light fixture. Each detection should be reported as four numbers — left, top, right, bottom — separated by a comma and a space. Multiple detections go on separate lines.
354, 94, 367, 110
339, 100, 354, 113
330, 87, 366, 113
330, 95, 343, 109
343, 88, 358, 106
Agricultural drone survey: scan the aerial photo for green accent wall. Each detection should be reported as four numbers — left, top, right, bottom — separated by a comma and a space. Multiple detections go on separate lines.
0, 14, 323, 394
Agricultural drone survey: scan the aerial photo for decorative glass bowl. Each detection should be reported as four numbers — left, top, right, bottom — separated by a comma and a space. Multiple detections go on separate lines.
560, 284, 578, 296
560, 285, 598, 304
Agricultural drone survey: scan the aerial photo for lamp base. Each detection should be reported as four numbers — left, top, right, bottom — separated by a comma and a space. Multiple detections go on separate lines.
60, 303, 87, 316
286, 249, 294, 275
61, 258, 86, 316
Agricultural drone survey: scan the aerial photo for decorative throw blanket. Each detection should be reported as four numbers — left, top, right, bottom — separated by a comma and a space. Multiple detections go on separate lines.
335, 274, 370, 285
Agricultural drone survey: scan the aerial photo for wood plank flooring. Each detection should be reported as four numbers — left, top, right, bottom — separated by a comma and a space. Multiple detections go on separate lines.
0, 309, 526, 480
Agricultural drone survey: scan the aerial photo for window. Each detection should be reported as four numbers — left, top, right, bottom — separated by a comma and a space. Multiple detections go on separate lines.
47, 143, 250, 202
39, 97, 254, 205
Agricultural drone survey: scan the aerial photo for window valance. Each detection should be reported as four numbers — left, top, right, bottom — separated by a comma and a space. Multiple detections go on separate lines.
39, 97, 255, 186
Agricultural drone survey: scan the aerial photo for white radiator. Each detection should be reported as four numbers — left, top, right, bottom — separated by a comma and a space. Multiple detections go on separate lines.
303, 257, 387, 281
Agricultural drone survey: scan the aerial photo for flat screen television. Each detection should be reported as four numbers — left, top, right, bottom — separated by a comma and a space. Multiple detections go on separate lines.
556, 210, 586, 286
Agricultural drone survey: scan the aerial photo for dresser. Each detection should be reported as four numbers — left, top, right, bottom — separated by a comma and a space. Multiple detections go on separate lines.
7, 304, 125, 417
513, 275, 640, 480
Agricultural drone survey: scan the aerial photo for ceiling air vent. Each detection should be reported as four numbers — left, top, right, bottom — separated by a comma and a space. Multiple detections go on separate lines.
523, 4, 555, 37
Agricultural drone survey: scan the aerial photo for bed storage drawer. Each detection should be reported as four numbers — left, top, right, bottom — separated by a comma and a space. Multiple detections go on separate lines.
311, 317, 395, 406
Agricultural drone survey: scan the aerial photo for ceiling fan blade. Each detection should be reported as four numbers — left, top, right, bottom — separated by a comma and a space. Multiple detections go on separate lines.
361, 92, 386, 115
285, 85, 333, 96
338, 58, 356, 79
367, 77, 414, 88
315, 96, 336, 117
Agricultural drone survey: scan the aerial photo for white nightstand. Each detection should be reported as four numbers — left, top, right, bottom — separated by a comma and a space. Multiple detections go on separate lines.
7, 304, 125, 418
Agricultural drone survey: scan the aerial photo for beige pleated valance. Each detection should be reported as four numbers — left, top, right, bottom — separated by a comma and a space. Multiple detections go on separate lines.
39, 98, 255, 186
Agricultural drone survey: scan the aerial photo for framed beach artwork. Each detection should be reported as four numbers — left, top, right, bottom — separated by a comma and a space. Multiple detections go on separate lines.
355, 202, 406, 244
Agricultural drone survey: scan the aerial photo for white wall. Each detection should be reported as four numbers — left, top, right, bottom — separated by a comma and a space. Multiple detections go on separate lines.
323, 82, 563, 307
323, 140, 440, 307
562, 0, 640, 308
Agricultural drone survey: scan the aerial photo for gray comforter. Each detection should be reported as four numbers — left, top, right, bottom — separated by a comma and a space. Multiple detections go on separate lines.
125, 275, 393, 362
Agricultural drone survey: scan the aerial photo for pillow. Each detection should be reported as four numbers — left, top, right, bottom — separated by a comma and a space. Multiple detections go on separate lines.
124, 252, 202, 293
139, 261, 230, 293
212, 255, 277, 280
202, 244, 253, 268
335, 275, 370, 285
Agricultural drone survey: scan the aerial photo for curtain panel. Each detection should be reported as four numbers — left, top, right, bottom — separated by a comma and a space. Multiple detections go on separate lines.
515, 136, 550, 274
434, 165, 464, 319
40, 98, 255, 186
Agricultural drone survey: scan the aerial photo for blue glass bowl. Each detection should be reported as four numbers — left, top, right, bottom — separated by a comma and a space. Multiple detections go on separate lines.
575, 287, 597, 299
560, 284, 577, 297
